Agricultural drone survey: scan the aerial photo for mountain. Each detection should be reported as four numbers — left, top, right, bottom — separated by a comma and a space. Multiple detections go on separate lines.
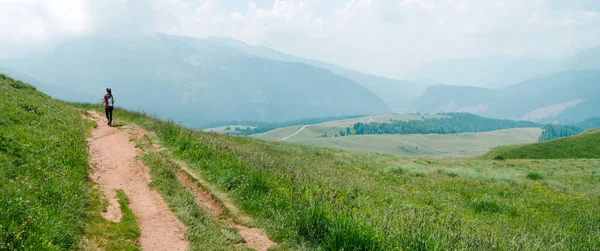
482, 128, 600, 159
0, 68, 96, 102
405, 45, 600, 90
412, 70, 600, 124
404, 55, 561, 89
565, 46, 600, 70
208, 37, 428, 113
0, 34, 390, 126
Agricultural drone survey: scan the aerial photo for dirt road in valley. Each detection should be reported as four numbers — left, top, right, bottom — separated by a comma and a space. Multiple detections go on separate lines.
86, 111, 188, 251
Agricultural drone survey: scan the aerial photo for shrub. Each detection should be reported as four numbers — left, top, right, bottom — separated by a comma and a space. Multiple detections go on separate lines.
526, 172, 545, 180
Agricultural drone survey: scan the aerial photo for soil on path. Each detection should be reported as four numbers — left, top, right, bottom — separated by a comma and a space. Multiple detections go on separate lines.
86, 112, 188, 251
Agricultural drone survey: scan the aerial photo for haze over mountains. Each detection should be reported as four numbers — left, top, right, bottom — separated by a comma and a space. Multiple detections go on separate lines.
413, 69, 600, 124
405, 45, 600, 89
1, 33, 599, 126
209, 37, 430, 113
0, 34, 391, 126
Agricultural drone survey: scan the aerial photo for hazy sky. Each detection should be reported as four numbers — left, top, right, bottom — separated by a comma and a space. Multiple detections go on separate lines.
1, 0, 599, 79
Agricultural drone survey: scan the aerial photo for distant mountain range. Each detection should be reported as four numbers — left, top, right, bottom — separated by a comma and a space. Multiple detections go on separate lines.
2, 34, 599, 126
405, 46, 600, 90
0, 35, 391, 126
209, 37, 429, 113
413, 70, 600, 124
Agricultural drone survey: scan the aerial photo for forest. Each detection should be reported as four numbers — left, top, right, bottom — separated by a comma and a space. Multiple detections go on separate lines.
215, 115, 365, 136
346, 113, 540, 136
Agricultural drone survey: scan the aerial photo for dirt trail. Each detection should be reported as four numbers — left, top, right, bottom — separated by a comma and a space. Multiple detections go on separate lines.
86, 112, 188, 251
176, 172, 275, 251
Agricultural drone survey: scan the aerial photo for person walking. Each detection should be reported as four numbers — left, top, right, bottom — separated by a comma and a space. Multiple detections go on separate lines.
102, 88, 115, 126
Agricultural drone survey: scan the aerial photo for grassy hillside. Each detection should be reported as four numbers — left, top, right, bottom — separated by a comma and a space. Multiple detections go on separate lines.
254, 114, 443, 141
255, 114, 541, 157
0, 75, 90, 249
483, 128, 600, 159
0, 75, 142, 250
291, 128, 542, 157
93, 106, 600, 250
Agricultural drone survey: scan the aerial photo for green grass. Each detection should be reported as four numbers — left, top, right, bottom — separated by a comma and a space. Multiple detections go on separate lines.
140, 151, 247, 250
254, 114, 446, 142
527, 172, 545, 180
75, 105, 600, 250
281, 128, 542, 157
79, 187, 140, 250
0, 75, 89, 249
483, 128, 600, 159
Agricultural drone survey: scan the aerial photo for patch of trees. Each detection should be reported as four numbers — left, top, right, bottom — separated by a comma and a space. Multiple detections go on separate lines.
347, 113, 540, 136
212, 115, 365, 136
539, 125, 583, 141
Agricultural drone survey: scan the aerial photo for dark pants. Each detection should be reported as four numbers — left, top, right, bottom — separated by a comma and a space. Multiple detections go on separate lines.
105, 107, 113, 126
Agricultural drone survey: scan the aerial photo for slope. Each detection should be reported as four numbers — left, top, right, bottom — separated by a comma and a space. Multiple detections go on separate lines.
0, 75, 91, 249
412, 70, 600, 124
209, 37, 427, 112
290, 128, 542, 157
482, 128, 600, 159
405, 44, 600, 90
0, 34, 390, 126
404, 55, 561, 89
102, 104, 600, 250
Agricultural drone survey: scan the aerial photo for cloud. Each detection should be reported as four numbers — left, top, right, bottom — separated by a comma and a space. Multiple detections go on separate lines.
1, 0, 599, 78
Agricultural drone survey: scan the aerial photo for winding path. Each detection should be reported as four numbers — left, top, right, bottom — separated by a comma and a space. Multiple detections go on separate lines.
86, 112, 188, 251
279, 125, 312, 141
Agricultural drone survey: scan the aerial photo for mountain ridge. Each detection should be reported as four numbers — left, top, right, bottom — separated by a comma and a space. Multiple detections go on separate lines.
0, 34, 391, 126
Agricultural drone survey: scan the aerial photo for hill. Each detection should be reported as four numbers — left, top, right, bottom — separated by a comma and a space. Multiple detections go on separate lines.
412, 70, 600, 124
405, 46, 600, 89
290, 128, 542, 157
0, 34, 390, 126
0, 75, 91, 249
253, 114, 542, 157
4, 74, 600, 250
404, 55, 561, 89
483, 128, 600, 159
209, 37, 428, 113
101, 103, 600, 250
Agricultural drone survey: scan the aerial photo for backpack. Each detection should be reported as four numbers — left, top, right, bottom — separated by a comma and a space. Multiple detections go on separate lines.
105, 94, 114, 107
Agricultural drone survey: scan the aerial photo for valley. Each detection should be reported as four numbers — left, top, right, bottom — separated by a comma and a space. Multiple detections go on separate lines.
2, 4, 600, 249
2, 74, 600, 250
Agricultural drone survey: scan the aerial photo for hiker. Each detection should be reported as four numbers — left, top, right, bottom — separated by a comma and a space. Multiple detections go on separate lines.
102, 88, 115, 126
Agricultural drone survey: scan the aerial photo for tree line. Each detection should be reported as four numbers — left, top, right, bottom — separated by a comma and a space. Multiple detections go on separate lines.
212, 115, 365, 136
347, 113, 540, 136
538, 117, 600, 141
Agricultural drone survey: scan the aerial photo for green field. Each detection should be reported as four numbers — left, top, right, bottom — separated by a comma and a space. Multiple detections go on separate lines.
290, 128, 542, 157
483, 128, 600, 159
254, 115, 543, 157
109, 108, 600, 250
254, 114, 445, 141
0, 75, 140, 250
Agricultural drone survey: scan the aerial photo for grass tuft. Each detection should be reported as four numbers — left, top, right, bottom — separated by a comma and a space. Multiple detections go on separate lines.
526, 172, 545, 180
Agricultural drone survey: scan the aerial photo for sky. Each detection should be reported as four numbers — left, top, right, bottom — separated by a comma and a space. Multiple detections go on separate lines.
1, 0, 599, 79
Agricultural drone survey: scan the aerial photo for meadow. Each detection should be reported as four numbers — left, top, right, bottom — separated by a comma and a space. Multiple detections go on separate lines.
287, 128, 541, 157
93, 106, 600, 250
483, 128, 600, 159
3, 73, 599, 250
0, 75, 140, 250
